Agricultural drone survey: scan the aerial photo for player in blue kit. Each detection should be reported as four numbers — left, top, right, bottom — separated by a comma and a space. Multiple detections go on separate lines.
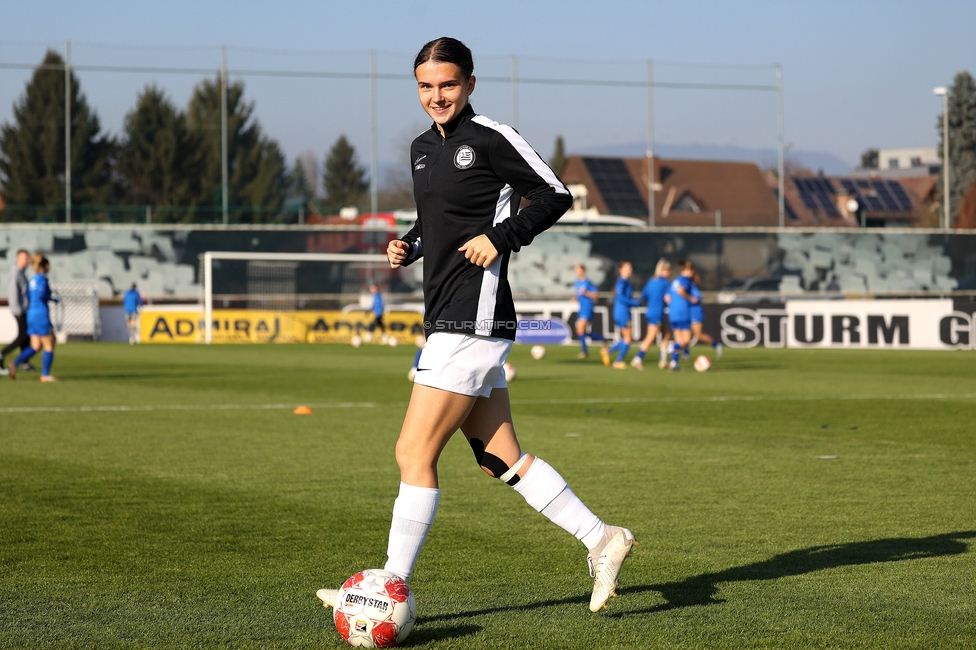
689, 271, 723, 360
9, 254, 58, 382
666, 260, 698, 371
573, 264, 607, 360
632, 258, 672, 371
123, 283, 144, 345
365, 284, 388, 344
606, 261, 641, 369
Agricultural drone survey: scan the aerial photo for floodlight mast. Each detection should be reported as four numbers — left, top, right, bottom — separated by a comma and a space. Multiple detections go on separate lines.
65, 40, 71, 224
934, 86, 949, 230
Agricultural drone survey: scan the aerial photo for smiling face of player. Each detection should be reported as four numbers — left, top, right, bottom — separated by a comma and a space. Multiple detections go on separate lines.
416, 61, 476, 137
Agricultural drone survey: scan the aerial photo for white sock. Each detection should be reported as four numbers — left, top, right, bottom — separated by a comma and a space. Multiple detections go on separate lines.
383, 482, 439, 580
512, 457, 606, 550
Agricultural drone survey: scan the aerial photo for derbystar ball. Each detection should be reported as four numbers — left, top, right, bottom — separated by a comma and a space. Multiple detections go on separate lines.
694, 355, 712, 372
334, 569, 416, 648
504, 362, 517, 382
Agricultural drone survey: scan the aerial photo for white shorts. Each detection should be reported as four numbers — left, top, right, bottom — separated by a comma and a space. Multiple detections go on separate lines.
413, 332, 512, 398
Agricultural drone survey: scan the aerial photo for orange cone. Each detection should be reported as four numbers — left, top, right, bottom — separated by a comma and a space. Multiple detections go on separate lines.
293, 405, 313, 415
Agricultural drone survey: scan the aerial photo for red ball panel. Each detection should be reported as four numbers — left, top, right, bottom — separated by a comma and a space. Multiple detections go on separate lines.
334, 611, 350, 641
371, 620, 399, 648
385, 579, 411, 604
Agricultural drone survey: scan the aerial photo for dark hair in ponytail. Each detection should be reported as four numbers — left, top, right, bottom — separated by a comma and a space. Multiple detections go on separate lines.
413, 37, 474, 79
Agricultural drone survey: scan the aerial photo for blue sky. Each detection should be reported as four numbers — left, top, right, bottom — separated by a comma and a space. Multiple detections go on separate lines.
1, 0, 974, 177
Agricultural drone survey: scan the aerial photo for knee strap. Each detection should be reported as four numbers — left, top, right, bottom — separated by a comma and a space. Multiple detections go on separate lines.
468, 439, 526, 486
498, 453, 528, 485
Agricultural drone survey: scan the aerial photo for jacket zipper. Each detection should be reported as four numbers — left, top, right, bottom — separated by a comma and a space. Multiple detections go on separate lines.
426, 134, 445, 193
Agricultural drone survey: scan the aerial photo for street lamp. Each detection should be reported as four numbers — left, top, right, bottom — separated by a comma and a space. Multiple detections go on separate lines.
934, 86, 949, 229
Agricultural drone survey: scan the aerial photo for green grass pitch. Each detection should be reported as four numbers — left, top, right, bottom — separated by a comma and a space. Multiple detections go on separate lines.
1, 342, 975, 649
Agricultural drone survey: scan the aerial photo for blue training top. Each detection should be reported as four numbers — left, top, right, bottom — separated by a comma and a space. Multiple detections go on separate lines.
372, 292, 384, 317
641, 276, 671, 319
613, 276, 641, 323
123, 288, 143, 313
690, 282, 705, 323
26, 273, 52, 319
668, 275, 695, 324
575, 278, 598, 314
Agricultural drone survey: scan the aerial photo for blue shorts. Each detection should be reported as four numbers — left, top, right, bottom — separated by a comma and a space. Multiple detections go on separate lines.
577, 305, 594, 322
691, 308, 704, 324
671, 319, 691, 331
27, 314, 52, 336
646, 309, 664, 327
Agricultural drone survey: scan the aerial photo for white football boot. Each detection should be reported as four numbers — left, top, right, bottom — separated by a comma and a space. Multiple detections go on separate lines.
316, 588, 339, 609
715, 342, 724, 360
587, 526, 637, 612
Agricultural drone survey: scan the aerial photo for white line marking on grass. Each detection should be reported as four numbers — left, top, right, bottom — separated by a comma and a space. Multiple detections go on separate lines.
0, 402, 383, 414
511, 393, 976, 406
4, 393, 975, 415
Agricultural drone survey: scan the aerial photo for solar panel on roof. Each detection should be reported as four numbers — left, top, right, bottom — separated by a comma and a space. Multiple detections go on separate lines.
837, 179, 912, 215
791, 177, 840, 218
582, 158, 647, 216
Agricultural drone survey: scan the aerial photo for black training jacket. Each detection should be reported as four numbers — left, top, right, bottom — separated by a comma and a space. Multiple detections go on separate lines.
399, 104, 572, 340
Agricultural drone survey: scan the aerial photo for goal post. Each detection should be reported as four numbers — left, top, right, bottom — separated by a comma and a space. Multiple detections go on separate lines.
201, 251, 391, 344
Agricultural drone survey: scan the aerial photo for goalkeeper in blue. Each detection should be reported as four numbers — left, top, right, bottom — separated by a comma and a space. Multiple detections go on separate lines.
606, 261, 641, 369
572, 264, 607, 360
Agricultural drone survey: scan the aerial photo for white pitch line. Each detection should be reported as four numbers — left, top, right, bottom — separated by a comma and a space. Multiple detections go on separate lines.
0, 402, 383, 414
510, 393, 976, 406
2, 393, 975, 415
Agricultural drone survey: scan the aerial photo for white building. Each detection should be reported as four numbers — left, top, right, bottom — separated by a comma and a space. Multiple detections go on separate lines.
878, 146, 939, 171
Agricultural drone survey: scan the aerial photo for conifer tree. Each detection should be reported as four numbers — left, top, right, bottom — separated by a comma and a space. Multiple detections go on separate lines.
938, 71, 976, 226
118, 85, 199, 216
186, 76, 286, 222
322, 135, 368, 212
550, 135, 567, 175
0, 50, 114, 218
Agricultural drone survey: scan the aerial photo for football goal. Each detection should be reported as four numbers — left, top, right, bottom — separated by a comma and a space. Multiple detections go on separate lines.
199, 251, 395, 344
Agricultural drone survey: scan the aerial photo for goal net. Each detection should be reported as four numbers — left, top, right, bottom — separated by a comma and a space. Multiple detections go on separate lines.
50, 282, 101, 341
199, 251, 423, 344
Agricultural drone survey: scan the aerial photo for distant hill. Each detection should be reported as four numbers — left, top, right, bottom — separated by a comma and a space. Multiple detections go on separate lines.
574, 142, 852, 176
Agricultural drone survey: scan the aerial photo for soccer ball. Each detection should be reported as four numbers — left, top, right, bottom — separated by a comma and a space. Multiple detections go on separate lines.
530, 344, 546, 360
503, 362, 517, 382
351, 335, 363, 348
388, 337, 399, 348
694, 355, 711, 372
334, 569, 416, 648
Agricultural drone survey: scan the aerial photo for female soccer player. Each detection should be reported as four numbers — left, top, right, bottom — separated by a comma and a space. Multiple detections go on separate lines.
9, 254, 58, 382
666, 260, 699, 371
632, 258, 672, 371
573, 264, 606, 360
365, 283, 388, 344
689, 271, 723, 360
606, 261, 641, 369
317, 37, 634, 614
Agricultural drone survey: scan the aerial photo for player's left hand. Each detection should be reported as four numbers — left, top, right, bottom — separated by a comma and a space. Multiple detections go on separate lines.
459, 235, 498, 268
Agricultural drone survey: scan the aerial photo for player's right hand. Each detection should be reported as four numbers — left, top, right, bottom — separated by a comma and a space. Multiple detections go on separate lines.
388, 239, 409, 268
